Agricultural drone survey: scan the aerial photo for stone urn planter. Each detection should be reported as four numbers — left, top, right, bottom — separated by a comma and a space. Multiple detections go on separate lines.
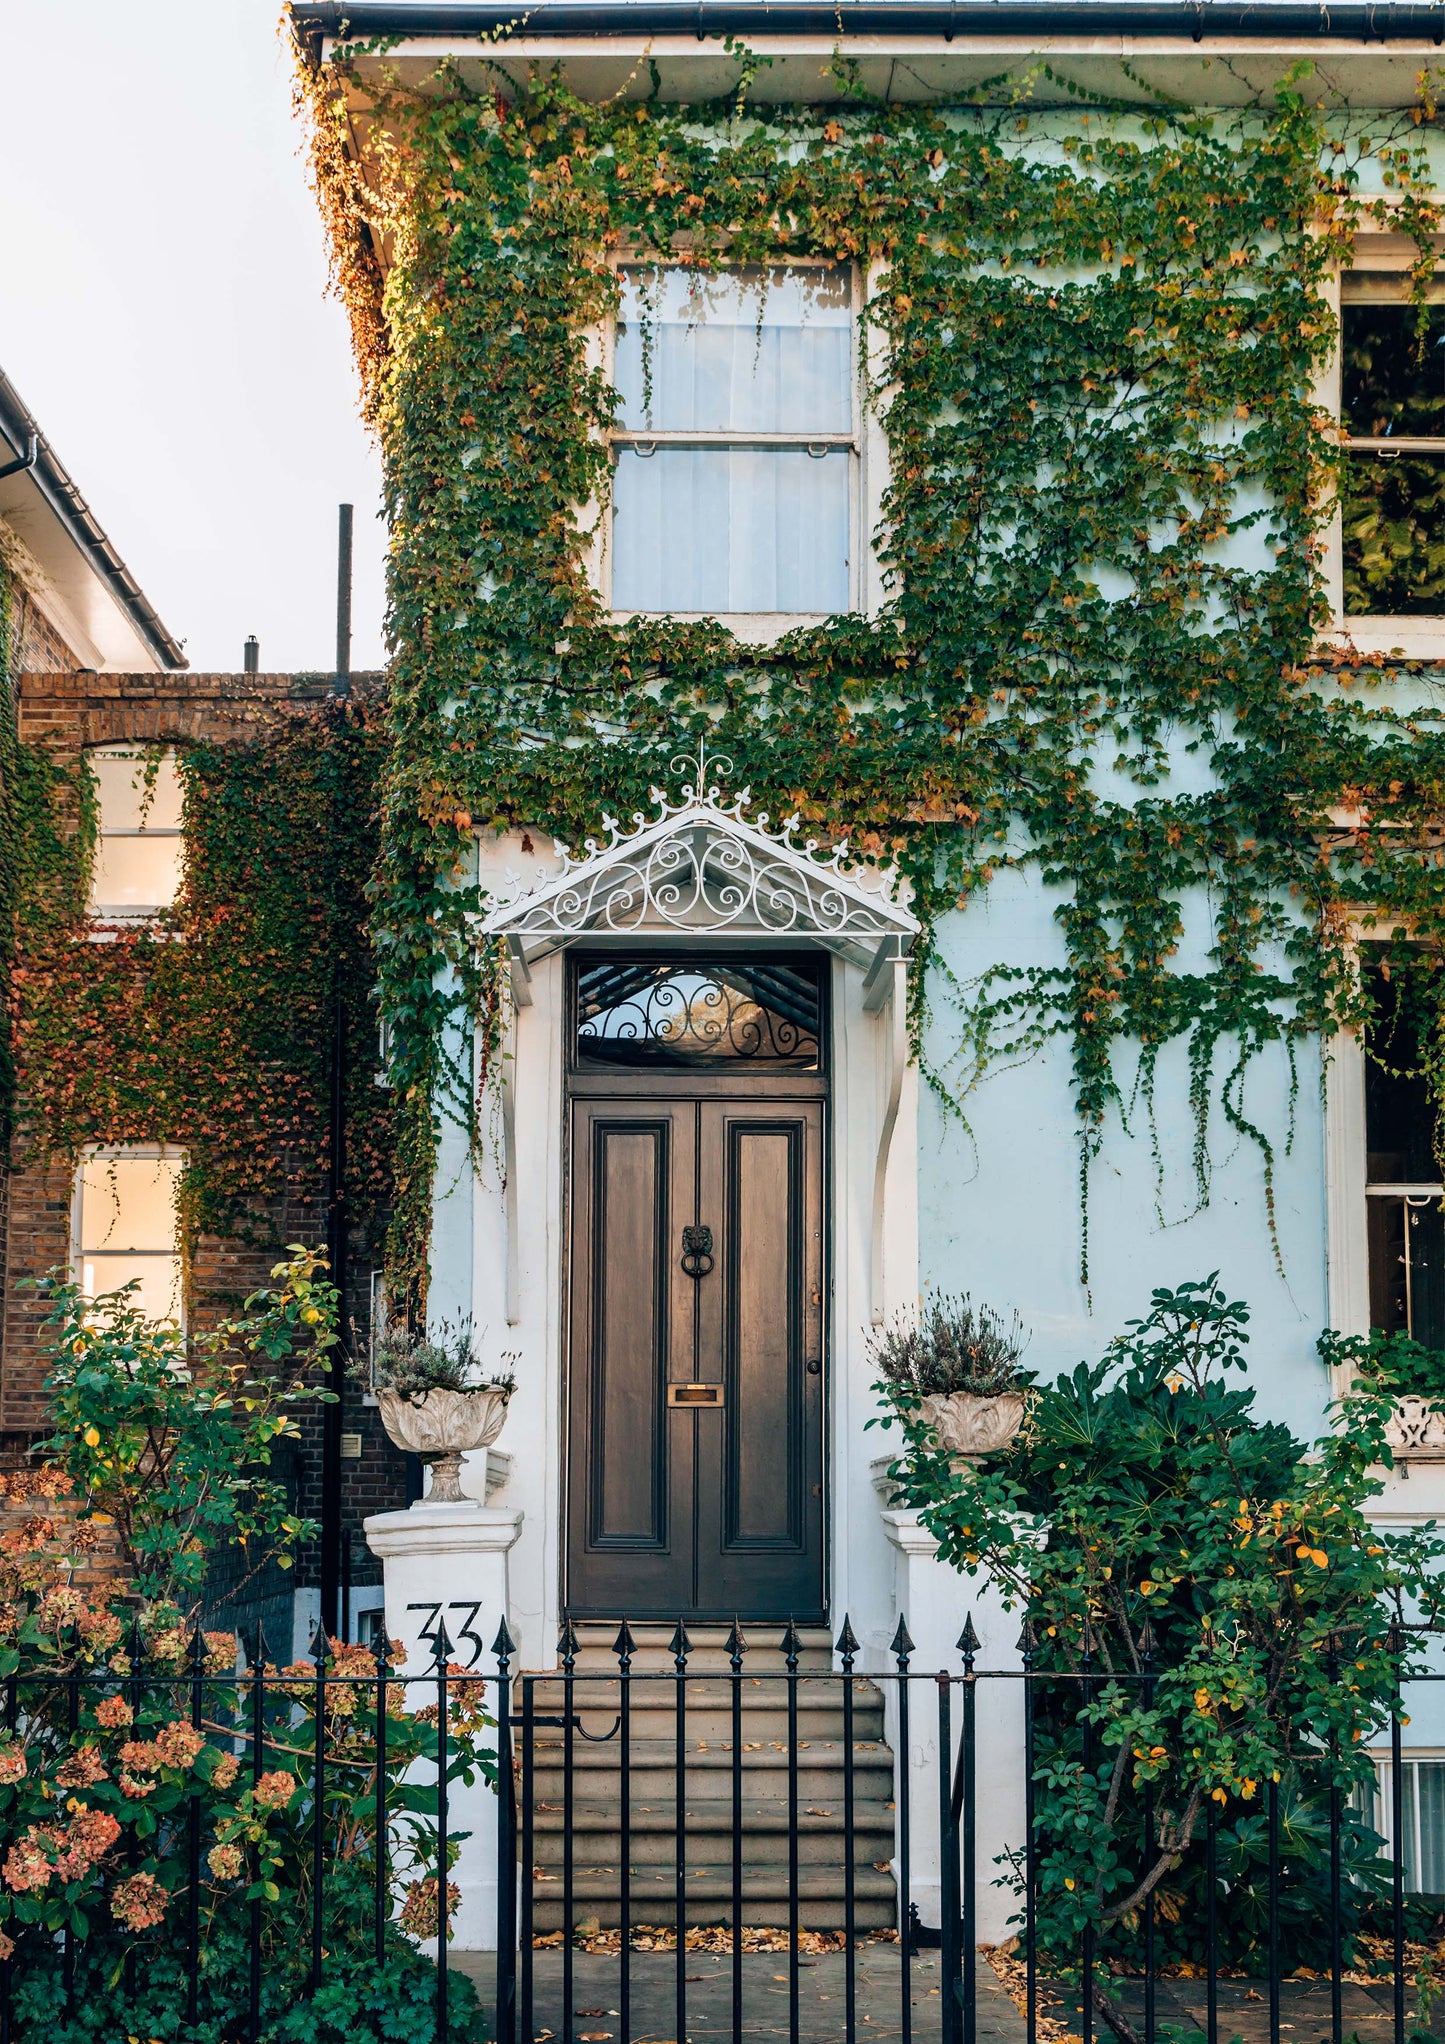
377, 1385, 511, 1504
918, 1389, 1027, 1463
1383, 1395, 1445, 1457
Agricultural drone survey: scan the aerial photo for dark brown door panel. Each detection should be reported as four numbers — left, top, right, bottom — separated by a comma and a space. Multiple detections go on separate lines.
695, 1103, 824, 1619
566, 1102, 696, 1614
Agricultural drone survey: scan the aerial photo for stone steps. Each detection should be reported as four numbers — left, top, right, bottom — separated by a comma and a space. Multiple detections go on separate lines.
554, 1623, 837, 1676
531, 1866, 898, 1930
523, 1625, 898, 1932
524, 1683, 887, 1745
532, 1800, 894, 1865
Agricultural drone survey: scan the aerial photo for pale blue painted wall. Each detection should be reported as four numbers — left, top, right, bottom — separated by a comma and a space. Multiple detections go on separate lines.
917, 866, 1333, 1432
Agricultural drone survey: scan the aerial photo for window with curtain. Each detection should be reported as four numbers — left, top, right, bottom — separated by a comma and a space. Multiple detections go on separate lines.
74, 1149, 185, 1325
88, 746, 184, 920
610, 264, 854, 615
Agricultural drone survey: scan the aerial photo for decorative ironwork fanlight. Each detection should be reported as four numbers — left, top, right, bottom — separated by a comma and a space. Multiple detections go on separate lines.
574, 954, 823, 1070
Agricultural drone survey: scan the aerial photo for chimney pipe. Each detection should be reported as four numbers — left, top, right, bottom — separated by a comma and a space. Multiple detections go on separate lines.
243, 635, 259, 675
335, 503, 353, 696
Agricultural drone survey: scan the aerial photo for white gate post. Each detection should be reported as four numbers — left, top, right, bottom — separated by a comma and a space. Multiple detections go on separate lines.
365, 1499, 524, 1951
880, 1499, 1027, 1946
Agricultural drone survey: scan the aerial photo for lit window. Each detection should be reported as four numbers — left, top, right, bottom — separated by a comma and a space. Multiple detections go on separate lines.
1363, 948, 1444, 1347
610, 265, 854, 615
1340, 301, 1445, 616
74, 1149, 185, 1325
89, 746, 184, 920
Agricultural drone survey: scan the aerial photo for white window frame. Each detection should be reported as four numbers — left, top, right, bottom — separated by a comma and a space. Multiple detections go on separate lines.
1359, 1748, 1445, 1891
71, 1143, 187, 1331
86, 743, 185, 931
1325, 922, 1444, 1381
1323, 220, 1445, 659
585, 254, 890, 640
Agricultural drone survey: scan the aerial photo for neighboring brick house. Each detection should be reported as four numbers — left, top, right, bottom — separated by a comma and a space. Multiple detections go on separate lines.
0, 365, 407, 1654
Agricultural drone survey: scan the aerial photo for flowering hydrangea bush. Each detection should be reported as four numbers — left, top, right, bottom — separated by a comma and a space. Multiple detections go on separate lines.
0, 1261, 496, 2041
0, 1485, 494, 2039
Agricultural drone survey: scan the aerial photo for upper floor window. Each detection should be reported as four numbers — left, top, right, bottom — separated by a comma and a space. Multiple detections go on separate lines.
88, 745, 184, 921
74, 1147, 185, 1325
609, 264, 855, 616
1363, 947, 1444, 1346
1340, 294, 1445, 617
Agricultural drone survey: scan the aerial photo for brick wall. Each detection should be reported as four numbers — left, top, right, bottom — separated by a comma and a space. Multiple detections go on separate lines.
2, 668, 407, 1606
9, 580, 83, 675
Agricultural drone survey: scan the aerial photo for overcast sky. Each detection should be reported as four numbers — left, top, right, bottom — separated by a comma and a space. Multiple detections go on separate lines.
0, 0, 387, 674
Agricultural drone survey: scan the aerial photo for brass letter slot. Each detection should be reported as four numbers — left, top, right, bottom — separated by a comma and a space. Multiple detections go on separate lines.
668, 1383, 724, 1408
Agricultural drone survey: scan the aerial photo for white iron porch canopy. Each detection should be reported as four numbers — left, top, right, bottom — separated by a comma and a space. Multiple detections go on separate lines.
473, 752, 919, 996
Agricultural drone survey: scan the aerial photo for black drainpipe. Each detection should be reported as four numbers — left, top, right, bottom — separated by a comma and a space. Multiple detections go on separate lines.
319, 504, 355, 1639
0, 436, 39, 484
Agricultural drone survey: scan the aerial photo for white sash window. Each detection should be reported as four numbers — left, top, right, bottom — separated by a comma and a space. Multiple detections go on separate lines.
609, 265, 855, 617
74, 1148, 185, 1325
88, 745, 184, 922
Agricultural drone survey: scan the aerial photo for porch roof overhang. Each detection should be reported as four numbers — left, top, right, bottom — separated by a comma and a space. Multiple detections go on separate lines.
471, 755, 918, 1006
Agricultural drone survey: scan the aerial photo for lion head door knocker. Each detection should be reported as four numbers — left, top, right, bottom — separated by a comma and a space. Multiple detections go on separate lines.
680, 1224, 715, 1279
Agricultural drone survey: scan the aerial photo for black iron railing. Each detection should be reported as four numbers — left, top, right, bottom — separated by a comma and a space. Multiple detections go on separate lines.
0, 1613, 1439, 2044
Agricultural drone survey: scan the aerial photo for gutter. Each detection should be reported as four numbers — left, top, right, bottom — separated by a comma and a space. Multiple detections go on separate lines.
0, 367, 187, 673
290, 0, 1445, 43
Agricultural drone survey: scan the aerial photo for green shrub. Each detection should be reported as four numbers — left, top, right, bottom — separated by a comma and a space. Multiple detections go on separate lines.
880, 1275, 1445, 1968
1321, 1325, 1445, 1407
30, 1246, 336, 1604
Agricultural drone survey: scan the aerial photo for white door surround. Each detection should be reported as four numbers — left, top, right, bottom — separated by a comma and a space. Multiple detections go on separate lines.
441, 753, 922, 1669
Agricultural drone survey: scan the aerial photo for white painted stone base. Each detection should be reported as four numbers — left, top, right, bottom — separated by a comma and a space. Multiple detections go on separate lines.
365, 1502, 524, 1951
879, 1499, 1027, 1947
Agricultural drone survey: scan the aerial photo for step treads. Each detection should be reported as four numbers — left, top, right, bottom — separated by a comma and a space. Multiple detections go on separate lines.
529, 1799, 893, 1831
532, 1868, 897, 1898
525, 1630, 900, 1930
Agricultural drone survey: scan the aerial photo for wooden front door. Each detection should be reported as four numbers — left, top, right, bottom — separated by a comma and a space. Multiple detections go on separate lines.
565, 954, 827, 1621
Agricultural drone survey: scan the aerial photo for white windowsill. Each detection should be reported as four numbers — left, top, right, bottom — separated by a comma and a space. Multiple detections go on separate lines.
87, 911, 184, 945
1324, 620, 1445, 662
607, 610, 841, 646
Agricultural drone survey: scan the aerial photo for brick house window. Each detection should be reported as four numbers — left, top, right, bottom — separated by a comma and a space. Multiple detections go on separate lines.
88, 746, 184, 920
609, 264, 855, 615
74, 1148, 185, 1325
1340, 299, 1445, 616
1364, 949, 1445, 1346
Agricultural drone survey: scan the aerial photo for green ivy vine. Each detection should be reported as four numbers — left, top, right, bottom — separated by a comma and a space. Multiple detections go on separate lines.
0, 554, 17, 1174
6, 702, 395, 1287
309, 52, 1445, 1304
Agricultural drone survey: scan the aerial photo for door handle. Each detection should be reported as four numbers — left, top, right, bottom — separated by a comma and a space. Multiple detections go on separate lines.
680, 1224, 714, 1279
805, 1358, 822, 1376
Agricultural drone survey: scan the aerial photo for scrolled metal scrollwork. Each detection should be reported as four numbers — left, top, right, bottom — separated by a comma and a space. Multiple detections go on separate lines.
576, 958, 822, 1069
478, 742, 919, 948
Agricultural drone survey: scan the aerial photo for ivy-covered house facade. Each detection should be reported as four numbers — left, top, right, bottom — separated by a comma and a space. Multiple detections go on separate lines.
0, 367, 411, 1656
287, 0, 1445, 1922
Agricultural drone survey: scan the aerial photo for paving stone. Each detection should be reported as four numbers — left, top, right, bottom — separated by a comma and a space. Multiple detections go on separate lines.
451, 1947, 1028, 2041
